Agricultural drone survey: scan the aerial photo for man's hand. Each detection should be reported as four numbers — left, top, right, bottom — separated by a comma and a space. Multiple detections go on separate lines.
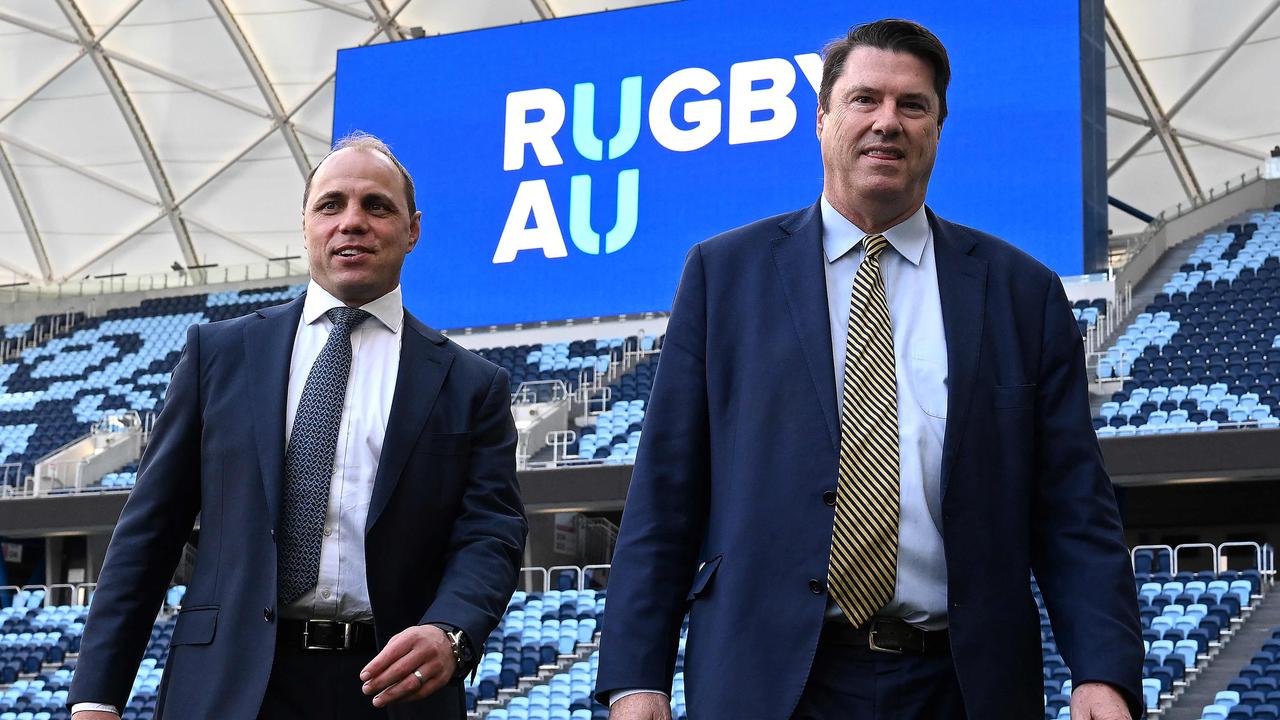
360, 624, 457, 708
1071, 682, 1132, 720
70, 713, 119, 720
610, 692, 672, 720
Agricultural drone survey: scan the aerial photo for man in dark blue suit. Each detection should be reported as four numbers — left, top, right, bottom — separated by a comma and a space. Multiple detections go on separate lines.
68, 134, 526, 719
597, 19, 1142, 720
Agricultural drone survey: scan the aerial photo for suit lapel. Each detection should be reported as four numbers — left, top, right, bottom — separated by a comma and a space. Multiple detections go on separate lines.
929, 210, 987, 500
365, 311, 453, 534
244, 295, 306, 527
771, 201, 839, 452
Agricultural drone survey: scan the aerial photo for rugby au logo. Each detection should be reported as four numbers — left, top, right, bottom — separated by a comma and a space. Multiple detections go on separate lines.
493, 54, 822, 264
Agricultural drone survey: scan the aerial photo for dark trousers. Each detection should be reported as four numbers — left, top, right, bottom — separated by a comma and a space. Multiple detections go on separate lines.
256, 634, 386, 720
791, 625, 967, 720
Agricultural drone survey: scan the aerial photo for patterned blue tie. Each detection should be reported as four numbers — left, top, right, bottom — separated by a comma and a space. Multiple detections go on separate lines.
277, 306, 373, 605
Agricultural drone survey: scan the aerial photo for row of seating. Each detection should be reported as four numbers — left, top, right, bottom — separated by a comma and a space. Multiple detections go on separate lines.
0, 285, 304, 490
1194, 628, 1280, 720
1094, 208, 1280, 436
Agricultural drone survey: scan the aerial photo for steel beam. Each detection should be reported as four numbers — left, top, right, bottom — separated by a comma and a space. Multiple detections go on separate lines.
1107, 0, 1280, 177
1106, 107, 1266, 161
207, 0, 312, 179
0, 144, 51, 281
1104, 8, 1202, 201
301, 0, 374, 21
183, 214, 278, 259
55, 0, 199, 268
529, 0, 555, 20
57, 211, 166, 282
0, 132, 159, 206
366, 0, 406, 41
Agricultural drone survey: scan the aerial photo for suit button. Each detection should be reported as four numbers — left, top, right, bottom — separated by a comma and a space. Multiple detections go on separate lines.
809, 579, 825, 595
822, 490, 837, 506
263, 607, 274, 623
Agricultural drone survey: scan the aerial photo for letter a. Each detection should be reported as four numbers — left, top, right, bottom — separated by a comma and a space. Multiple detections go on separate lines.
493, 179, 568, 264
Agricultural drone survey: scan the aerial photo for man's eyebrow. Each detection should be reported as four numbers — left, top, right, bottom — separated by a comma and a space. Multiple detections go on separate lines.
311, 189, 345, 205
362, 191, 399, 210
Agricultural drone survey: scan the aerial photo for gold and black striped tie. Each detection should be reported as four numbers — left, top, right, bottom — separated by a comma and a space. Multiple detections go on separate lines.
827, 233, 900, 628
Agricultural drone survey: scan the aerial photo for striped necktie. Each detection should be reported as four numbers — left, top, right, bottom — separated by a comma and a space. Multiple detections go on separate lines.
827, 233, 901, 627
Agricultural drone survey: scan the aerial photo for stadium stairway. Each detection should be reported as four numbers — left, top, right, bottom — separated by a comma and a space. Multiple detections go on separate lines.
1089, 230, 1203, 403
1165, 579, 1280, 720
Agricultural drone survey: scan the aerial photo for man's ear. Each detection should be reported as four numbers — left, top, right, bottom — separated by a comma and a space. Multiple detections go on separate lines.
407, 210, 422, 252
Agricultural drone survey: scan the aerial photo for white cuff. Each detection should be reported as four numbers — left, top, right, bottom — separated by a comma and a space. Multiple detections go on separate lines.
609, 689, 670, 706
71, 703, 119, 716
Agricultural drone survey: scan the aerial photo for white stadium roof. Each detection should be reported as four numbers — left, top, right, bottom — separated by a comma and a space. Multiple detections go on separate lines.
0, 0, 1275, 287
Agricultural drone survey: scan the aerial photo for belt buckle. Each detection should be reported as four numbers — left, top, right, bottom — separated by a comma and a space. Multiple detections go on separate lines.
867, 620, 904, 655
302, 620, 353, 651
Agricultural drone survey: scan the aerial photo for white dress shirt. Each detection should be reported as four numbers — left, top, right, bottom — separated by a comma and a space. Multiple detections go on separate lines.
281, 280, 403, 621
612, 199, 951, 707
74, 281, 403, 718
820, 196, 949, 630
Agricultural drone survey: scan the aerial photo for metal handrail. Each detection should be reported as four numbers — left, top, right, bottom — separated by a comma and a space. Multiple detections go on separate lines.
1218, 541, 1265, 577
581, 564, 611, 591
519, 567, 550, 594
1174, 543, 1221, 577
1131, 544, 1175, 575
547, 565, 581, 593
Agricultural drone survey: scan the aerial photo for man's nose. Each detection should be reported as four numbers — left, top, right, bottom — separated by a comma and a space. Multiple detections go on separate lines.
870, 101, 904, 135
338, 207, 369, 233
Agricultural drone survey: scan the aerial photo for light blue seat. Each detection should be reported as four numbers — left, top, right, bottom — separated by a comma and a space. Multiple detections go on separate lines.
1201, 705, 1228, 720
1215, 690, 1240, 708
1197, 420, 1219, 432
1142, 678, 1161, 709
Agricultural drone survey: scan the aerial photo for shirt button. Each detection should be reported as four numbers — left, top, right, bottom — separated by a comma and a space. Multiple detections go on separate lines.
263, 607, 274, 623
822, 490, 837, 507
320, 588, 331, 599
323, 526, 332, 537
809, 579, 825, 595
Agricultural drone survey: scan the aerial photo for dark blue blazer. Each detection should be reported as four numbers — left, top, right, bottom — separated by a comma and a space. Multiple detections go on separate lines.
595, 203, 1143, 719
68, 295, 527, 720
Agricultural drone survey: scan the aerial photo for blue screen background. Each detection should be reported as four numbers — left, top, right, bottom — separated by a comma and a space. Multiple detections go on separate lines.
335, 0, 1084, 329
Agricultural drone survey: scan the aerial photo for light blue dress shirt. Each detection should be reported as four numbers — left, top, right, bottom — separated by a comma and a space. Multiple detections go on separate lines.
609, 199, 955, 706
821, 196, 950, 630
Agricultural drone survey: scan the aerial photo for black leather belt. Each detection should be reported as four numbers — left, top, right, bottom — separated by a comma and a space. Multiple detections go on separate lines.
824, 617, 951, 656
278, 619, 377, 652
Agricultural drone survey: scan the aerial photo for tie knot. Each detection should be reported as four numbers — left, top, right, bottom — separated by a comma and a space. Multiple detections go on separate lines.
326, 306, 372, 334
862, 234, 890, 259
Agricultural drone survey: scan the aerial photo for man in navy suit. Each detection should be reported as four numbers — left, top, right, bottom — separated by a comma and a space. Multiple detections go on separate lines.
597, 19, 1142, 720
68, 134, 526, 719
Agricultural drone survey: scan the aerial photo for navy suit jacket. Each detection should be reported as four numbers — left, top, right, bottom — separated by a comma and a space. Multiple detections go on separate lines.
68, 295, 527, 720
594, 203, 1144, 719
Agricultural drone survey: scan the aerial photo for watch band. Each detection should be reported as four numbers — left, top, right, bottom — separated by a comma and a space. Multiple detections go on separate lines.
428, 623, 473, 680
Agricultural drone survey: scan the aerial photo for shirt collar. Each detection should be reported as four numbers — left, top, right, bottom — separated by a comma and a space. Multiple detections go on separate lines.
820, 195, 929, 267
303, 280, 404, 334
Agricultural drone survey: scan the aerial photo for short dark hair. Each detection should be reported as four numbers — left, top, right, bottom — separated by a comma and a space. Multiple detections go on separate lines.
818, 19, 951, 125
303, 131, 417, 216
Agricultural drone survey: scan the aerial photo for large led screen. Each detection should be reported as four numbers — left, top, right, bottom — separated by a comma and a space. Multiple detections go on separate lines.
335, 0, 1093, 329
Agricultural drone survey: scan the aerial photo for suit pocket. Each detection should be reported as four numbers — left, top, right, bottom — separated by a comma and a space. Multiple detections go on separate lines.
416, 432, 471, 456
685, 555, 723, 601
994, 384, 1036, 409
170, 605, 218, 646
